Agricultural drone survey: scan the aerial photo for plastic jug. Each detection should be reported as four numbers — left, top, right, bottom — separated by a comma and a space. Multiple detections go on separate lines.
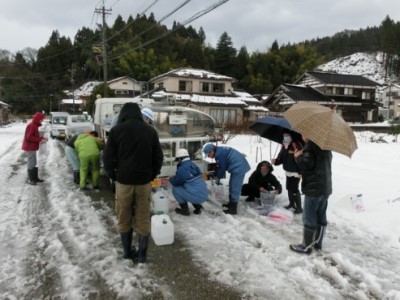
151, 214, 174, 246
260, 191, 276, 209
152, 190, 169, 214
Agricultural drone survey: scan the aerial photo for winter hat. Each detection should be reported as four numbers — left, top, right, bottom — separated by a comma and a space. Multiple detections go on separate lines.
203, 143, 216, 155
141, 107, 154, 123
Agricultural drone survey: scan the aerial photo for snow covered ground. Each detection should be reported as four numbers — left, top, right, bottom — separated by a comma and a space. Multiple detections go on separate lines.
0, 121, 399, 299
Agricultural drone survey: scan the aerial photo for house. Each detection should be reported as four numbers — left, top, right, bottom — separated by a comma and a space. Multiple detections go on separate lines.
379, 83, 400, 119
107, 76, 144, 97
149, 68, 268, 126
264, 71, 381, 123
0, 100, 10, 125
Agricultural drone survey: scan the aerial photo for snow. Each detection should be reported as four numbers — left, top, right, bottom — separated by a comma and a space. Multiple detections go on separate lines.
317, 52, 387, 84
1, 122, 400, 299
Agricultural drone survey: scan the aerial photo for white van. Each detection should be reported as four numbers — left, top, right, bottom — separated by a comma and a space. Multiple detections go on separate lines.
50, 112, 69, 139
65, 114, 95, 140
92, 97, 155, 140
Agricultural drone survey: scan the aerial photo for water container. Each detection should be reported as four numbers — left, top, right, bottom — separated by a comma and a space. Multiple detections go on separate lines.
152, 190, 169, 214
260, 191, 276, 209
151, 214, 174, 246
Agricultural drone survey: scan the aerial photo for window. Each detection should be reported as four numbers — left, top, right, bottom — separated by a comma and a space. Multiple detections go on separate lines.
210, 109, 237, 125
212, 83, 225, 93
344, 87, 353, 95
362, 91, 371, 100
201, 82, 210, 92
325, 87, 333, 94
179, 80, 192, 92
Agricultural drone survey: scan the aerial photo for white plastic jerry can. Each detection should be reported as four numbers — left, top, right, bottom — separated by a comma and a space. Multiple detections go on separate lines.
152, 190, 169, 214
151, 214, 174, 246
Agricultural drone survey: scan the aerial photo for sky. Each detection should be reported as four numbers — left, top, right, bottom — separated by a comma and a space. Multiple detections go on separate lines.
0, 120, 400, 298
1, 0, 400, 54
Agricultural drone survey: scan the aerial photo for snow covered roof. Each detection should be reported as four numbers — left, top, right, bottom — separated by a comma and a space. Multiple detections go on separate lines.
150, 68, 235, 82
231, 90, 261, 104
107, 76, 138, 84
151, 91, 248, 106
0, 100, 10, 107
61, 99, 83, 104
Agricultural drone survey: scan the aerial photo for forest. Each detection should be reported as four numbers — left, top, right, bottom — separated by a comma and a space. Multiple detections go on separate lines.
0, 13, 400, 114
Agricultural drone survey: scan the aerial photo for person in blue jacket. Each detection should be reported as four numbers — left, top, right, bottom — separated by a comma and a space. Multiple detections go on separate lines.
203, 143, 250, 215
170, 148, 208, 216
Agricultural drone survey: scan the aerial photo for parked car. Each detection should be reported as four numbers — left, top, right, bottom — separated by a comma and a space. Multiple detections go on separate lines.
65, 114, 94, 140
50, 112, 69, 139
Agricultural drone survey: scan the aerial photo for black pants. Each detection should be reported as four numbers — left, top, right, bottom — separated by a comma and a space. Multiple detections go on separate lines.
241, 184, 260, 198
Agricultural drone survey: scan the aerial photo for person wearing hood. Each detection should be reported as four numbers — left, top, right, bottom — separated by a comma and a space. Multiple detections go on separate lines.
21, 112, 48, 185
169, 148, 208, 216
241, 161, 282, 202
272, 130, 303, 214
103, 102, 163, 263
110, 107, 154, 128
203, 143, 251, 215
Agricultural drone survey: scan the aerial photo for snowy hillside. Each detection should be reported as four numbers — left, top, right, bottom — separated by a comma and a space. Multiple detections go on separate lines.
316, 52, 387, 84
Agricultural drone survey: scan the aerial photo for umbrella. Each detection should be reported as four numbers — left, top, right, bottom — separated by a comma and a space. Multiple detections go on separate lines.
283, 102, 358, 158
249, 116, 303, 144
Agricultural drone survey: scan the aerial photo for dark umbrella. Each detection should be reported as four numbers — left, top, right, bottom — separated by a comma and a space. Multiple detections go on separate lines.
249, 116, 303, 144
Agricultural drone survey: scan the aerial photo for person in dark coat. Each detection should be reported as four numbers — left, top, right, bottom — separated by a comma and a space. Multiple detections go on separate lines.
203, 143, 251, 215
170, 148, 208, 216
103, 103, 163, 263
241, 160, 282, 201
272, 130, 303, 214
290, 135, 332, 254
21, 112, 48, 185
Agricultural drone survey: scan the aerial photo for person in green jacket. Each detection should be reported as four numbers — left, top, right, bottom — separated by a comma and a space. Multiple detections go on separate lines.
74, 131, 104, 191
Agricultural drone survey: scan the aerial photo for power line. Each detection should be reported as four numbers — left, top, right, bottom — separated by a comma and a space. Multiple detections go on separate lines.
108, 0, 229, 62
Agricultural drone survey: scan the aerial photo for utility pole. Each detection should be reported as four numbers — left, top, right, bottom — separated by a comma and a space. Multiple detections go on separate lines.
68, 66, 76, 113
95, 2, 111, 97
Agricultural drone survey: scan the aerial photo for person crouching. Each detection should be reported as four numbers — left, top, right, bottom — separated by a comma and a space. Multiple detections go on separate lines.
170, 148, 208, 216
241, 160, 282, 202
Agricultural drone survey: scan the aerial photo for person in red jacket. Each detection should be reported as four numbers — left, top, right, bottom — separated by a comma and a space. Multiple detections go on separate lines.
21, 112, 48, 185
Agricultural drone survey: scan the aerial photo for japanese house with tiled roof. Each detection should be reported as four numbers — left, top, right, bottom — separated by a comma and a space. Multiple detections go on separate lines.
264, 71, 381, 123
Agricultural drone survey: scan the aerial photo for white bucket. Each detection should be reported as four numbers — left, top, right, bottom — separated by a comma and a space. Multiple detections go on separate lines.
151, 214, 174, 246
152, 190, 169, 214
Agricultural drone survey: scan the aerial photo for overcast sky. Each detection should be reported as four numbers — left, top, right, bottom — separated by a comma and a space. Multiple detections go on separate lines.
1, 0, 400, 54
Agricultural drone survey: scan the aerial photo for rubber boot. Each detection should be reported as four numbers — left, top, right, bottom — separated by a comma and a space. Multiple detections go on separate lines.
290, 227, 315, 254
28, 169, 36, 185
285, 191, 296, 209
120, 230, 133, 259
314, 225, 326, 250
245, 196, 255, 202
293, 193, 303, 214
192, 204, 203, 215
73, 171, 80, 184
222, 201, 233, 208
136, 235, 149, 263
223, 202, 237, 215
175, 203, 190, 216
34, 167, 44, 183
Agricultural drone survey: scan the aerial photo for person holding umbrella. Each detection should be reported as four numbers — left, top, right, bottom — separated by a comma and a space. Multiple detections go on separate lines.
271, 129, 303, 214
289, 134, 332, 254
283, 103, 357, 254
